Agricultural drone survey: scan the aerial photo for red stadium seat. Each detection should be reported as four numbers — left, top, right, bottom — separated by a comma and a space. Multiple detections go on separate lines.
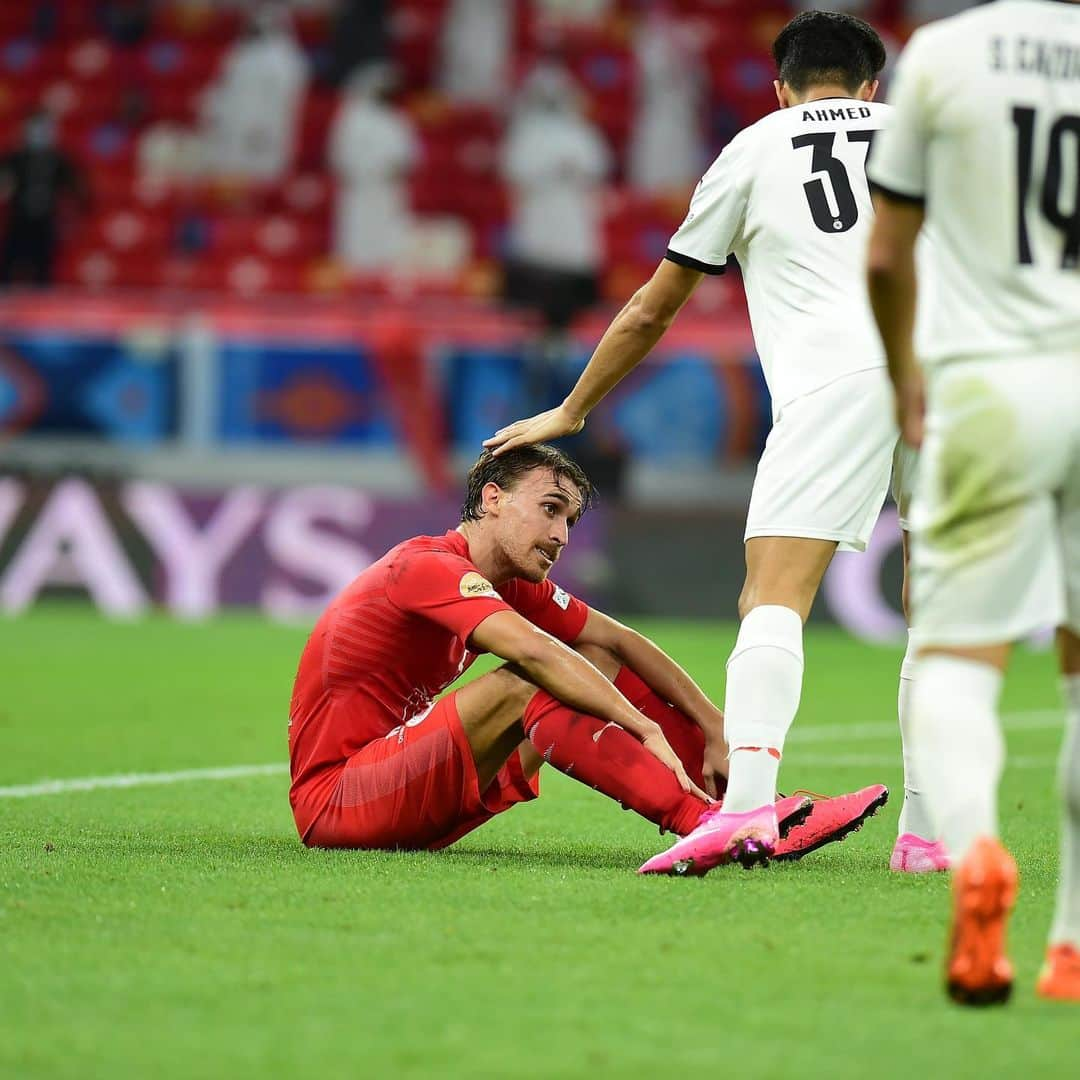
209, 215, 325, 259
79, 210, 170, 255
26, 0, 870, 301
391, 0, 451, 92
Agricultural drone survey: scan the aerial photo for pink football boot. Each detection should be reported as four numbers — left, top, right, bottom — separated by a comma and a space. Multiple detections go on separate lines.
773, 784, 890, 861
774, 793, 817, 836
638, 795, 812, 876
890, 832, 951, 873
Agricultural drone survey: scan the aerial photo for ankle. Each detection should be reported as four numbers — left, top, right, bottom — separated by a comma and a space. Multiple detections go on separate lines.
721, 746, 782, 813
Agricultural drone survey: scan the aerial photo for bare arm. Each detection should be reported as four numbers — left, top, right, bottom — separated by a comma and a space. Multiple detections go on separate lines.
867, 194, 926, 446
470, 610, 660, 740
484, 259, 704, 454
573, 609, 724, 739
562, 259, 704, 419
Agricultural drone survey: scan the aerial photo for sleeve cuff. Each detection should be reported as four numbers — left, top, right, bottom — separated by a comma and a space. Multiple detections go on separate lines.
564, 601, 590, 644
463, 603, 515, 652
664, 248, 727, 275
868, 179, 926, 207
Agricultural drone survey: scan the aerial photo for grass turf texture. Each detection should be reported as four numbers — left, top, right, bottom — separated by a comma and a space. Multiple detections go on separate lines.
2, 606, 1074, 1079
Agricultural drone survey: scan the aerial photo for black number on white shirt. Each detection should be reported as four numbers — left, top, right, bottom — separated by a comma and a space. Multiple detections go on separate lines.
791, 130, 875, 234
1013, 106, 1080, 269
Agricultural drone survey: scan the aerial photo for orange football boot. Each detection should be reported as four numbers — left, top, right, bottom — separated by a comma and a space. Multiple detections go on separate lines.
1036, 944, 1080, 1002
946, 836, 1018, 1006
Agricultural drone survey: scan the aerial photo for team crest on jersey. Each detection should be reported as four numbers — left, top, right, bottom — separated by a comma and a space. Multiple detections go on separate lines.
552, 585, 570, 610
459, 571, 498, 599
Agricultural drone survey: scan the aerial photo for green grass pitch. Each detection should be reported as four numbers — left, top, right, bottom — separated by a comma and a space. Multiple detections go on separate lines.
1, 606, 1075, 1078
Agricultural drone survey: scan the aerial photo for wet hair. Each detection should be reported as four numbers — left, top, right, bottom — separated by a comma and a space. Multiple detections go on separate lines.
461, 445, 595, 523
772, 11, 886, 95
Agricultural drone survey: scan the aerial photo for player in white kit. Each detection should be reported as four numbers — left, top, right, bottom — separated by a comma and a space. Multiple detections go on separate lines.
485, 12, 928, 873
867, 0, 1080, 1005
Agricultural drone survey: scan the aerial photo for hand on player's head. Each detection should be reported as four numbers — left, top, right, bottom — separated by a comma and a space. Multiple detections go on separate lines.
483, 405, 585, 457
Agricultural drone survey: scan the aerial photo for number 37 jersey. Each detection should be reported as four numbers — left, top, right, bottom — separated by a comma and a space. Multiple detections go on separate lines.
667, 98, 894, 411
868, 0, 1080, 367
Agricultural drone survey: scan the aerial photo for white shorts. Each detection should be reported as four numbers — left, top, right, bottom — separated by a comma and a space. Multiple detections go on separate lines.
745, 368, 903, 553
910, 352, 1080, 647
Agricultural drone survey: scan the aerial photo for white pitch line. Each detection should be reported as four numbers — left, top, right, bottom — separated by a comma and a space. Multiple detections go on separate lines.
789, 753, 1057, 770
787, 708, 1063, 745
0, 763, 287, 799
0, 710, 1066, 801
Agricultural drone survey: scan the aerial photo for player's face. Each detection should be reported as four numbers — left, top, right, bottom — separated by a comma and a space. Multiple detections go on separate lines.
497, 469, 583, 583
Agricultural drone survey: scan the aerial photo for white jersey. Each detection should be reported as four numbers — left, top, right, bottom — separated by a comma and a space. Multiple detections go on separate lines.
868, 0, 1080, 367
667, 99, 894, 411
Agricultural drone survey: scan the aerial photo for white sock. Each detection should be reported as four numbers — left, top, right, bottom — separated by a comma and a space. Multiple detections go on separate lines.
897, 631, 937, 840
721, 605, 803, 813
724, 747, 781, 813
1050, 674, 1080, 948
910, 654, 1005, 862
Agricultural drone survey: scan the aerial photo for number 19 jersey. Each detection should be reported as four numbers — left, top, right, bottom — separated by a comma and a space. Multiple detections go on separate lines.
667, 98, 894, 413
868, 0, 1080, 367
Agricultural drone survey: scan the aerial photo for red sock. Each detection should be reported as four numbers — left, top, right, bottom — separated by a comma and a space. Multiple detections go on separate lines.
614, 666, 717, 794
523, 690, 707, 836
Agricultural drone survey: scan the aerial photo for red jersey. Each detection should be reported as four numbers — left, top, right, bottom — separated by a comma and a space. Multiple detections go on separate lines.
288, 529, 589, 809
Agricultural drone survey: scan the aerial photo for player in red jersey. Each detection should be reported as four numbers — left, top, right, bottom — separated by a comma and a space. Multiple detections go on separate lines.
289, 444, 887, 867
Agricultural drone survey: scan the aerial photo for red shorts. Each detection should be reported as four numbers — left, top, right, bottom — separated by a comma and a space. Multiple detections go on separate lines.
298, 693, 540, 851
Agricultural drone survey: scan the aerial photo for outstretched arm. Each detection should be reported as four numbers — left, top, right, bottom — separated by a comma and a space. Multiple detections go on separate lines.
470, 609, 710, 800
484, 259, 704, 455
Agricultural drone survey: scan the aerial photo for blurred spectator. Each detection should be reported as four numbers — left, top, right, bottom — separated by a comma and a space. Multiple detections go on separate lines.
200, 2, 309, 182
0, 111, 86, 287
501, 63, 611, 332
438, 0, 513, 109
97, 0, 152, 47
138, 123, 207, 182
327, 0, 390, 87
627, 6, 705, 194
329, 64, 419, 271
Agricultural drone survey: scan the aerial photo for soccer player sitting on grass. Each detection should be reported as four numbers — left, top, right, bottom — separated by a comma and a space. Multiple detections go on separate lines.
288, 445, 886, 870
